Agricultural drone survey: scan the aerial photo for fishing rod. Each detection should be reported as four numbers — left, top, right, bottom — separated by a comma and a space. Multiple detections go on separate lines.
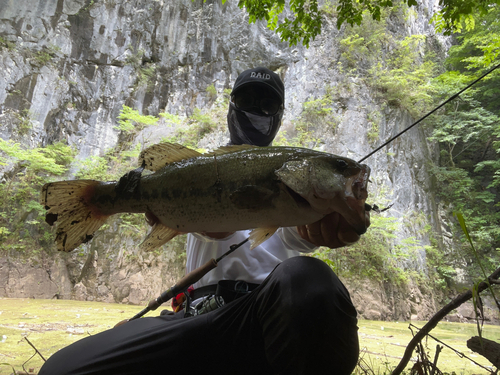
115, 237, 249, 327
358, 61, 500, 163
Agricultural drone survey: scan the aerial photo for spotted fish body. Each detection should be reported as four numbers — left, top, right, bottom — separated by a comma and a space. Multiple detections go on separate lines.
41, 143, 370, 252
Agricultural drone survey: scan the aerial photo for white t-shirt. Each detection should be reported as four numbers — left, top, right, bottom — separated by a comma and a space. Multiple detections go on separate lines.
185, 227, 317, 288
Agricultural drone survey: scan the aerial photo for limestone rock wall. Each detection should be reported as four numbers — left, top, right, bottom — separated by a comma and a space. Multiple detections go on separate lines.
0, 0, 456, 320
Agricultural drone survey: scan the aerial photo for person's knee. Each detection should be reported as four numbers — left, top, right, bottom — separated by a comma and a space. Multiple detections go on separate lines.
273, 256, 356, 318
278, 256, 341, 291
280, 255, 331, 274
256, 256, 359, 374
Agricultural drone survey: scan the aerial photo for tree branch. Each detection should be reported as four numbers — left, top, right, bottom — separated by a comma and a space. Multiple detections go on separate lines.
467, 336, 500, 367
24, 337, 46, 362
391, 266, 500, 374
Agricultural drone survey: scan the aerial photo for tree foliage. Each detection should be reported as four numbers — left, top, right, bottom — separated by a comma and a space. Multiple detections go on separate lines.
237, 0, 322, 46
426, 9, 500, 273
233, 0, 500, 46
0, 140, 75, 251
431, 0, 500, 35
336, 0, 418, 29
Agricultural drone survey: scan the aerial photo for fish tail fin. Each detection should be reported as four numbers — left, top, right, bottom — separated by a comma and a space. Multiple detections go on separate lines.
41, 180, 110, 252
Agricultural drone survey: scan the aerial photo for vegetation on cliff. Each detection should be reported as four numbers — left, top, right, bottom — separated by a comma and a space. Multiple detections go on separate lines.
332, 5, 500, 281
426, 9, 500, 277
0, 2, 498, 316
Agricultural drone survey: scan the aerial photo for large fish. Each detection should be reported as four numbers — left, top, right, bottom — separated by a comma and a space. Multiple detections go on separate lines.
40, 143, 370, 252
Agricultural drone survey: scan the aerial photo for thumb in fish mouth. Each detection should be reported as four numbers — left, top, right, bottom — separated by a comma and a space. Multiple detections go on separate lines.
338, 227, 361, 245
343, 210, 371, 242
332, 211, 365, 245
298, 211, 368, 248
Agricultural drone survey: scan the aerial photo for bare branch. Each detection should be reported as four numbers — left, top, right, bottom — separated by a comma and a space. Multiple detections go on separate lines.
24, 337, 46, 362
392, 266, 500, 374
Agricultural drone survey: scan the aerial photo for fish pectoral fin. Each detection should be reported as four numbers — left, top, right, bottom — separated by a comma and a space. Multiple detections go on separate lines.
139, 142, 202, 171
139, 222, 178, 251
248, 226, 279, 249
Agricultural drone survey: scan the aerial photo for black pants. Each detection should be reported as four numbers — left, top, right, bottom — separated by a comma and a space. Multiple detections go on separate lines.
39, 256, 359, 375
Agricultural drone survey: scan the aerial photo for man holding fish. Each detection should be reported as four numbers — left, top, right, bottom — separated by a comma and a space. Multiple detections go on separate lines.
40, 67, 370, 374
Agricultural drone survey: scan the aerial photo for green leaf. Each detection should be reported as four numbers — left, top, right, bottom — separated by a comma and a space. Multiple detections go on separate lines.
116, 105, 159, 133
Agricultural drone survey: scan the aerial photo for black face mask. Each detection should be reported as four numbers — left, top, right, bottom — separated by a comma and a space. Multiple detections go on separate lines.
227, 102, 284, 146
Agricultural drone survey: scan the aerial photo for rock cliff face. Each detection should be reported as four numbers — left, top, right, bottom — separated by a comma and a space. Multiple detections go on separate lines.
0, 0, 458, 320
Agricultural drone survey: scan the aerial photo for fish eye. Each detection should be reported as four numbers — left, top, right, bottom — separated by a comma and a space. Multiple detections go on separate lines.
336, 159, 349, 170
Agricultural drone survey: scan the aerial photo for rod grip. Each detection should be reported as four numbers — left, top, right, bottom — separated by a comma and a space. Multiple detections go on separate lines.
116, 258, 218, 327
175, 258, 218, 293
148, 258, 218, 310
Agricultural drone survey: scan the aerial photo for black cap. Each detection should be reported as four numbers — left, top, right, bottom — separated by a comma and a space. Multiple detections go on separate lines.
231, 67, 285, 105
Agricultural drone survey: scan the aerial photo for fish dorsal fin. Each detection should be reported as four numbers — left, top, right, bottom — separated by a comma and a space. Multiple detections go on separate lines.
248, 226, 279, 249
139, 143, 202, 171
204, 144, 257, 157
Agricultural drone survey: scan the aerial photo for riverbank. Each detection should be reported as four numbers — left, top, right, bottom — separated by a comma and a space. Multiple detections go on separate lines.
0, 298, 498, 374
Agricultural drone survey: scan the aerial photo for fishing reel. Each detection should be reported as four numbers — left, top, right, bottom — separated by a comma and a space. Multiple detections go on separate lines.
191, 295, 225, 316
186, 280, 254, 317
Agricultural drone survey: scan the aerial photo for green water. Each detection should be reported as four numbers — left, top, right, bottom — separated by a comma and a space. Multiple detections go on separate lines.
0, 299, 498, 374
357, 319, 500, 374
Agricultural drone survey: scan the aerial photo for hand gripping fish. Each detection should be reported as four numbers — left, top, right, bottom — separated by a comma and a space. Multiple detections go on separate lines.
40, 143, 370, 252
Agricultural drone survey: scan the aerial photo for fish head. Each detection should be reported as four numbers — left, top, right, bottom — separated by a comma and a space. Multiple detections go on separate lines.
275, 155, 370, 235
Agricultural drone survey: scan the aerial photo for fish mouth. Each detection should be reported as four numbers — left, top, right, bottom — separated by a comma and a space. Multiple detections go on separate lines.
343, 164, 370, 234
283, 163, 371, 235
348, 164, 370, 201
